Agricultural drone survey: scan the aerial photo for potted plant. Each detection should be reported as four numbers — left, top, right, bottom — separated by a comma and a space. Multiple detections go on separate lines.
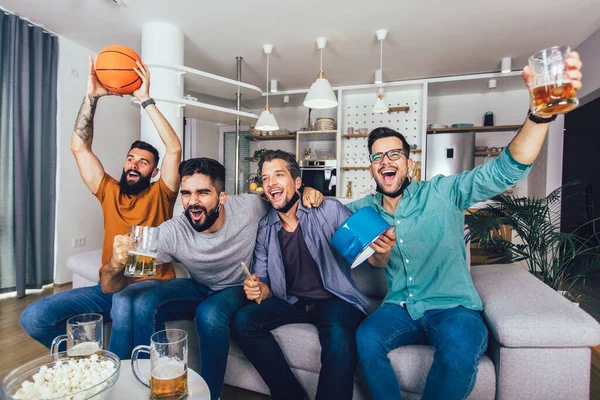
465, 182, 600, 301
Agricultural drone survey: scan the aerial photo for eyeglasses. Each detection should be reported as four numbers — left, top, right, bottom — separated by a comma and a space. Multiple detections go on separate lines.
369, 149, 405, 164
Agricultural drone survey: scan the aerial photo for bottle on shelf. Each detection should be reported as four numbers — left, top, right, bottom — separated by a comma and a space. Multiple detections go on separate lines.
346, 181, 353, 199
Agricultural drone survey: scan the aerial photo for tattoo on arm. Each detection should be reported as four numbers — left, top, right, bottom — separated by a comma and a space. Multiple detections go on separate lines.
74, 95, 99, 143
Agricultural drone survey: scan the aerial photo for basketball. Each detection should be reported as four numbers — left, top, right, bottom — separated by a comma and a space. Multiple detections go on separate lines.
95, 45, 142, 94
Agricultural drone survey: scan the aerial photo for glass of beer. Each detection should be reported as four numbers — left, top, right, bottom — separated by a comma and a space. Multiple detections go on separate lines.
131, 329, 188, 400
124, 225, 158, 277
50, 313, 103, 359
529, 46, 579, 116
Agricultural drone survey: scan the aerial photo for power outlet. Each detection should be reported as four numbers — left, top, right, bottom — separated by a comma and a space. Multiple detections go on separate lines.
72, 237, 86, 248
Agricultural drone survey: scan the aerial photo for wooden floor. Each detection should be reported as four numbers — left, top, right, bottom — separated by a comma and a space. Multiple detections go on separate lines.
2, 281, 600, 399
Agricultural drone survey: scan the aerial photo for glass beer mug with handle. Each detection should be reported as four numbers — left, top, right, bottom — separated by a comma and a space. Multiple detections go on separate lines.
131, 329, 189, 400
124, 225, 159, 277
529, 46, 579, 116
50, 313, 103, 358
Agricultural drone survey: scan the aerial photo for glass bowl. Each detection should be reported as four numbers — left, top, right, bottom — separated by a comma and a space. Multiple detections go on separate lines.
314, 149, 335, 159
1, 350, 120, 400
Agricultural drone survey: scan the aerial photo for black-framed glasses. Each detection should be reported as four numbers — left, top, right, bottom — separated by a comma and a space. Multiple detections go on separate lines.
369, 149, 405, 164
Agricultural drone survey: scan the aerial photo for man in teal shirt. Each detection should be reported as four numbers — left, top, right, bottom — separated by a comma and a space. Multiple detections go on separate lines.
350, 51, 583, 400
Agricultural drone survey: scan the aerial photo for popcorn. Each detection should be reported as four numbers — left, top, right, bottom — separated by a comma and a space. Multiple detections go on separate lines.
14, 356, 116, 400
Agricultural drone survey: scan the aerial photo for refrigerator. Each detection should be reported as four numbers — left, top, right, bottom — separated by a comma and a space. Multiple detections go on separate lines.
425, 132, 475, 180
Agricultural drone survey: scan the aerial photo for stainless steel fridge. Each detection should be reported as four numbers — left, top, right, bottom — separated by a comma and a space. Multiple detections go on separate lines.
425, 132, 475, 180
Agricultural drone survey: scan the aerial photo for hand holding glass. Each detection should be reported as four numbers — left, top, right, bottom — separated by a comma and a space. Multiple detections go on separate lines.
529, 46, 579, 116
124, 225, 158, 277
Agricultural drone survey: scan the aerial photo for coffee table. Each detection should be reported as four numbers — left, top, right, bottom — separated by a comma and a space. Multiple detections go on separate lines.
107, 359, 210, 399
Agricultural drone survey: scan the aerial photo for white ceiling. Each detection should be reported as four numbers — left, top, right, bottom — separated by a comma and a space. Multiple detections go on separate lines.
3, 0, 600, 93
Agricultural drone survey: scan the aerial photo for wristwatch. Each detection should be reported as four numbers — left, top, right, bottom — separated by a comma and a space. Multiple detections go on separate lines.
527, 109, 556, 124
141, 98, 156, 109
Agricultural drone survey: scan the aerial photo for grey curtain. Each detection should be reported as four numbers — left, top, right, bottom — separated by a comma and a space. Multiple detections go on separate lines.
0, 11, 58, 297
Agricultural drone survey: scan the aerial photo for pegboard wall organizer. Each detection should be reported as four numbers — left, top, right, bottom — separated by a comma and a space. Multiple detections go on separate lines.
339, 87, 424, 199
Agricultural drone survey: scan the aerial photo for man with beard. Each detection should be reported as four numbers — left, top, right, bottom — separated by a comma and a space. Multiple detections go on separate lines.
102, 157, 324, 400
349, 52, 583, 400
20, 57, 181, 360
231, 150, 369, 400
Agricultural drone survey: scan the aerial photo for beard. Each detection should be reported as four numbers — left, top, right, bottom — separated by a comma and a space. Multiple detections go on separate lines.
273, 191, 300, 213
119, 169, 152, 196
184, 203, 221, 233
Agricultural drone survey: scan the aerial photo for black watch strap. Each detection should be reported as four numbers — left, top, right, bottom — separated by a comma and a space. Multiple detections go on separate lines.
141, 98, 156, 109
527, 109, 556, 124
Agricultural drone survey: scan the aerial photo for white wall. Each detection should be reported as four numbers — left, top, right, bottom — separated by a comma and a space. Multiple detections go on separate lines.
54, 37, 140, 283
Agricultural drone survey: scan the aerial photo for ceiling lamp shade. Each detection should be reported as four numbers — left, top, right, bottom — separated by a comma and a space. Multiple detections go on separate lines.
256, 105, 279, 131
256, 44, 279, 131
304, 37, 338, 109
372, 88, 389, 113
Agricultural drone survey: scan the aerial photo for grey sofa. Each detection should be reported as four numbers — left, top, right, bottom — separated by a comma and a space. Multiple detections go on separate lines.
68, 251, 600, 399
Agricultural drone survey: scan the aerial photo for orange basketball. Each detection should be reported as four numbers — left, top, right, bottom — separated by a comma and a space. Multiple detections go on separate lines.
95, 45, 142, 94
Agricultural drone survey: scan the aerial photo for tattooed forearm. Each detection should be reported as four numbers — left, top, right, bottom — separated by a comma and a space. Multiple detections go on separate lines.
73, 95, 99, 143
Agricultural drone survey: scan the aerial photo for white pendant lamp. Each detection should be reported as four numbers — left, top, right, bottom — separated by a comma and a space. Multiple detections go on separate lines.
372, 29, 389, 114
373, 88, 389, 113
304, 37, 338, 109
256, 44, 279, 131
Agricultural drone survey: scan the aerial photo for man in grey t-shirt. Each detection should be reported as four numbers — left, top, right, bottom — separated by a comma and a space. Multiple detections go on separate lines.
103, 157, 323, 400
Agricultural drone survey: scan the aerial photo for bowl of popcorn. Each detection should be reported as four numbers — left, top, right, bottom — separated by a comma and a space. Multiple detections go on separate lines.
1, 350, 120, 400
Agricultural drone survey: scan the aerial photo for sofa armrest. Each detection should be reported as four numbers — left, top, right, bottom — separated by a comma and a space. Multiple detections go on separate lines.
66, 249, 103, 285
471, 264, 600, 348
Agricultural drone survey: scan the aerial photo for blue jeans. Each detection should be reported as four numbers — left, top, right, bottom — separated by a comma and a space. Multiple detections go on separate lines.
19, 281, 164, 360
356, 304, 488, 400
131, 278, 250, 400
232, 296, 365, 400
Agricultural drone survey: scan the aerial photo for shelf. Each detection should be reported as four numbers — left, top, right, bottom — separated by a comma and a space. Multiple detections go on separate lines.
245, 157, 260, 162
411, 149, 422, 153
245, 134, 297, 141
342, 167, 370, 171
343, 134, 369, 138
427, 124, 522, 133
388, 106, 410, 113
475, 151, 501, 157
136, 98, 258, 125
297, 130, 337, 135
148, 64, 263, 100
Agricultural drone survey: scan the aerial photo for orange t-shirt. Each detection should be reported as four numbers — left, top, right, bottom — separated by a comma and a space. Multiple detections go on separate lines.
95, 173, 178, 282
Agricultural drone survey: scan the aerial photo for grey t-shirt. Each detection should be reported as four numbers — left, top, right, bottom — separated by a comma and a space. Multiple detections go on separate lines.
157, 194, 269, 291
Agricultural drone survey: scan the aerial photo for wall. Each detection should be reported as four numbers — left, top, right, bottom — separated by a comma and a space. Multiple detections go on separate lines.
576, 28, 600, 105
54, 37, 140, 283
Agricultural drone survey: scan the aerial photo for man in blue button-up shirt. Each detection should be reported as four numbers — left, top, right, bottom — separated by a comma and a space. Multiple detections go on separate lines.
232, 150, 369, 400
350, 52, 583, 400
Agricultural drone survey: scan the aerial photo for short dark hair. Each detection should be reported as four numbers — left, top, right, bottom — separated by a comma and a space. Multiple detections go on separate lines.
258, 150, 301, 181
130, 140, 160, 168
178, 157, 226, 193
367, 127, 411, 158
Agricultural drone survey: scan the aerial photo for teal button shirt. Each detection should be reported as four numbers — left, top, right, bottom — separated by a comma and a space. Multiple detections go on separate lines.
346, 148, 531, 320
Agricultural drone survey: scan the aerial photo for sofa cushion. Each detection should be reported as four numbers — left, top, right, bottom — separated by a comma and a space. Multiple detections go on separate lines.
351, 264, 388, 299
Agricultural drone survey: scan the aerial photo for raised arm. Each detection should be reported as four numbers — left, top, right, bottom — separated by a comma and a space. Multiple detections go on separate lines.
132, 61, 182, 192
508, 51, 582, 164
71, 55, 118, 194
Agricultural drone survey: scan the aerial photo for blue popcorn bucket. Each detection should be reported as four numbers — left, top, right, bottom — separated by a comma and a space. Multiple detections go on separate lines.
332, 207, 393, 268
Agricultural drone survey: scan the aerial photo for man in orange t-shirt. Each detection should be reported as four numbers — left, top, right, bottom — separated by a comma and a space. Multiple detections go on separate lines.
20, 57, 181, 360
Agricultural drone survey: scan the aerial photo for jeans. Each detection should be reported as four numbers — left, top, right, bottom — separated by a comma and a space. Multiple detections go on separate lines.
356, 304, 488, 400
19, 281, 165, 360
232, 296, 365, 400
131, 278, 249, 400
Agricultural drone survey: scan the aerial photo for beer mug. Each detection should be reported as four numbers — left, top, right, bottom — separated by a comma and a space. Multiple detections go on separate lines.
124, 225, 158, 277
131, 329, 188, 400
50, 313, 103, 358
529, 46, 579, 116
